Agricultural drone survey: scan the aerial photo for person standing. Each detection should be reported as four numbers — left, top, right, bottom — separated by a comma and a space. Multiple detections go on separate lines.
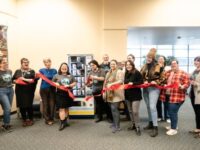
13, 58, 37, 127
39, 58, 57, 125
52, 63, 76, 131
0, 56, 14, 130
103, 60, 124, 133
124, 60, 143, 135
156, 56, 170, 122
140, 50, 165, 137
100, 54, 113, 122
189, 56, 200, 138
87, 60, 111, 123
160, 59, 190, 136
100, 54, 110, 74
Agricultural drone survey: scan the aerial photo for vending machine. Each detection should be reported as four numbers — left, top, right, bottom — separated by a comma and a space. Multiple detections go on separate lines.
67, 54, 94, 118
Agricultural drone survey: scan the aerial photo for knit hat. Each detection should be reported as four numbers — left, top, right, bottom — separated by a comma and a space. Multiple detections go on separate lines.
147, 50, 156, 60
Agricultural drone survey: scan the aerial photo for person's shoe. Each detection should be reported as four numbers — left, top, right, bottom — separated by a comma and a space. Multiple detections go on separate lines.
144, 121, 153, 130
166, 129, 178, 136
189, 129, 200, 134
165, 126, 178, 130
135, 127, 141, 136
59, 120, 66, 131
112, 127, 121, 133
127, 124, 136, 130
194, 133, 200, 138
166, 119, 171, 123
22, 120, 27, 127
2, 124, 13, 132
158, 118, 162, 122
150, 126, 158, 137
95, 118, 102, 123
26, 120, 34, 126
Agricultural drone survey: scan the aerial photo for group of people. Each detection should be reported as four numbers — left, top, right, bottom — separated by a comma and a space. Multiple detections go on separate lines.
0, 49, 200, 138
88, 50, 200, 138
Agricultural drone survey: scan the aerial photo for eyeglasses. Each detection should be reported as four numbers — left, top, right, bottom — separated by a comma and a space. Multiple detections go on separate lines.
22, 61, 29, 64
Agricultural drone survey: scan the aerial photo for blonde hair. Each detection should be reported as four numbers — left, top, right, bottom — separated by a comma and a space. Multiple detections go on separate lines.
43, 58, 51, 63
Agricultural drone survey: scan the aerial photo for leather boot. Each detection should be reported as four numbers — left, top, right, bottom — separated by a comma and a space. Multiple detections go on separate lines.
135, 126, 141, 136
150, 126, 158, 137
59, 120, 66, 131
144, 121, 153, 130
127, 123, 136, 130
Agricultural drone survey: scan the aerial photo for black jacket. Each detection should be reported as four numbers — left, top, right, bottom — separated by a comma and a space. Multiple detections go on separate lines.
124, 70, 143, 101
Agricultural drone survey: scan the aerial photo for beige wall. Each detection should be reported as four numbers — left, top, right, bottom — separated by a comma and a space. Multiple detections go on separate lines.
1, 0, 200, 114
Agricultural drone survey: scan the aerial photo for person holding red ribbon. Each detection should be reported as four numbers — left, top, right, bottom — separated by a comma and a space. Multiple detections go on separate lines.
39, 58, 57, 125
160, 59, 190, 136
103, 59, 124, 133
0, 56, 14, 131
124, 60, 143, 136
140, 49, 165, 137
52, 62, 76, 131
13, 58, 37, 127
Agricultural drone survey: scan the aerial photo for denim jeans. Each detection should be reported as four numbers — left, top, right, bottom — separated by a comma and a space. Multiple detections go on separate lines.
168, 102, 183, 129
110, 102, 120, 128
0, 87, 14, 125
126, 100, 140, 127
143, 87, 160, 126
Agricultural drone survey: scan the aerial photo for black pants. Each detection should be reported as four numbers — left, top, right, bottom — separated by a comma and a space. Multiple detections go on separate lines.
20, 107, 33, 121
94, 95, 112, 120
157, 95, 169, 120
191, 96, 200, 129
40, 88, 55, 121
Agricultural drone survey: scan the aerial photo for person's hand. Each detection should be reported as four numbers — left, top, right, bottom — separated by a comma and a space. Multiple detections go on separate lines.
54, 82, 59, 87
144, 81, 148, 84
128, 82, 133, 85
64, 84, 70, 88
151, 81, 157, 85
107, 83, 112, 88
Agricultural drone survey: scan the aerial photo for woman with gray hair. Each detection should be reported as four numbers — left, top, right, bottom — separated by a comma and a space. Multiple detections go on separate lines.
189, 56, 200, 138
39, 58, 57, 125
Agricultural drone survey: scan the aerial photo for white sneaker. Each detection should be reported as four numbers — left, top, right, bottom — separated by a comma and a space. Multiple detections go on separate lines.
166, 129, 178, 136
165, 126, 178, 130
158, 118, 162, 122
166, 119, 171, 123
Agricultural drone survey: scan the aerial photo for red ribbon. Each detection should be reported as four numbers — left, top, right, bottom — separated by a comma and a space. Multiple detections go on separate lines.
36, 73, 75, 100
15, 78, 34, 85
85, 83, 178, 101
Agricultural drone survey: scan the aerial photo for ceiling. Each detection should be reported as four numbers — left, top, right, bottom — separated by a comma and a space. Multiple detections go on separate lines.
128, 27, 200, 45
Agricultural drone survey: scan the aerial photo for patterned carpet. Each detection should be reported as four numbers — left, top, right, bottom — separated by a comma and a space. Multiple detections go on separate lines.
0, 96, 200, 150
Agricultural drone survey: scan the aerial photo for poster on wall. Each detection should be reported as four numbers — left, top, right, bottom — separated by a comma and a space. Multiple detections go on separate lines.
0, 25, 8, 57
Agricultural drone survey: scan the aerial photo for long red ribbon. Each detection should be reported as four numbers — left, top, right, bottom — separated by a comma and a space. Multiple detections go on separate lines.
36, 73, 75, 100
15, 78, 34, 85
85, 83, 178, 101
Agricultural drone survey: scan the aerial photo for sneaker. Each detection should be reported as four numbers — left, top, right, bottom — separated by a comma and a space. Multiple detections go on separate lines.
166, 119, 171, 123
166, 129, 178, 136
158, 118, 162, 122
112, 127, 121, 133
165, 126, 178, 130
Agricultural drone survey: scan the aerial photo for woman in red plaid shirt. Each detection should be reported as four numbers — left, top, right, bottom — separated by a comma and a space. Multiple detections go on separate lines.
160, 59, 190, 136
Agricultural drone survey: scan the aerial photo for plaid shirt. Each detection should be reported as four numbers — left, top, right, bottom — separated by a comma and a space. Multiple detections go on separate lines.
160, 69, 190, 103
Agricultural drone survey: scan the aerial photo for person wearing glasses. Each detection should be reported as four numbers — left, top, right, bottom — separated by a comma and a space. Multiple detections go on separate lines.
13, 58, 37, 127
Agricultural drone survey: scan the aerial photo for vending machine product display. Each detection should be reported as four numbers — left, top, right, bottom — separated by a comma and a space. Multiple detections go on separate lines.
68, 54, 94, 118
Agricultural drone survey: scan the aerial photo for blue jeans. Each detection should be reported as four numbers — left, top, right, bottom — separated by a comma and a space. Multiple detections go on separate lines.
168, 102, 183, 129
143, 87, 160, 126
0, 87, 14, 125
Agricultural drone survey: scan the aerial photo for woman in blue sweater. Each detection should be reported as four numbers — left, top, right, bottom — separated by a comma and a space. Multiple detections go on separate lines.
39, 58, 57, 125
